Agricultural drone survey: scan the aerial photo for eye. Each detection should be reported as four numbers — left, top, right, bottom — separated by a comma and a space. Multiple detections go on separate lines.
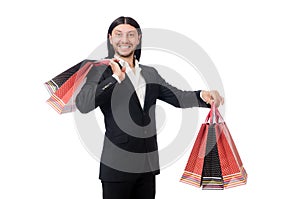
128, 33, 135, 38
115, 32, 122, 37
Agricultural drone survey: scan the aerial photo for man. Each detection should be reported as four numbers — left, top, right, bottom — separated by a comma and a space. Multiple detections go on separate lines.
76, 16, 224, 199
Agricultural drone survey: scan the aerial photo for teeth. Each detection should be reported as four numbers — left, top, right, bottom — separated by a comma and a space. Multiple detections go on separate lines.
119, 45, 130, 49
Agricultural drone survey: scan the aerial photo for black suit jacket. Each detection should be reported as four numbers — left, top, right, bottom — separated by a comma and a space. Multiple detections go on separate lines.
75, 62, 209, 182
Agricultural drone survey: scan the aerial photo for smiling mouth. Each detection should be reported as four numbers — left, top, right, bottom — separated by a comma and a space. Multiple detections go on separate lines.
118, 45, 131, 49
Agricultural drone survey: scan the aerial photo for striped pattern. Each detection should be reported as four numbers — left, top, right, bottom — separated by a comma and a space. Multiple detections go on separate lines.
45, 59, 110, 114
46, 61, 93, 114
44, 60, 86, 95
201, 124, 224, 190
216, 122, 247, 189
180, 171, 202, 187
180, 108, 247, 190
180, 124, 209, 187
202, 177, 223, 190
46, 93, 76, 114
44, 80, 59, 95
223, 167, 247, 188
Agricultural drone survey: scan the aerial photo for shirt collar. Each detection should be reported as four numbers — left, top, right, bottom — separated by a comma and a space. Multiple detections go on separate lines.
114, 55, 140, 73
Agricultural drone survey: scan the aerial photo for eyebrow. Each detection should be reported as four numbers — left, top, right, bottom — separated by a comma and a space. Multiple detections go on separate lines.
113, 29, 136, 34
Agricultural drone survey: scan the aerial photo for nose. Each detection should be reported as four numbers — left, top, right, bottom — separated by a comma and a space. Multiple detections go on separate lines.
120, 34, 129, 43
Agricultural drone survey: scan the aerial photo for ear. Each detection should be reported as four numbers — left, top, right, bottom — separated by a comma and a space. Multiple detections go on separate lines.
137, 34, 141, 45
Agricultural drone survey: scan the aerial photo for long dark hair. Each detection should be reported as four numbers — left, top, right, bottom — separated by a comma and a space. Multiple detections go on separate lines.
107, 16, 142, 61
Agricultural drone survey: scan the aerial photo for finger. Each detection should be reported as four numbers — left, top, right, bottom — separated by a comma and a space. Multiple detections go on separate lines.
208, 94, 213, 105
215, 92, 224, 106
212, 91, 224, 107
109, 59, 116, 64
213, 99, 220, 107
109, 59, 119, 68
110, 57, 120, 63
202, 90, 211, 104
221, 96, 224, 105
109, 60, 120, 73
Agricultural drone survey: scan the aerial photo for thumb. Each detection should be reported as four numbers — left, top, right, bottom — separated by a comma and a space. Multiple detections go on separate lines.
121, 66, 126, 73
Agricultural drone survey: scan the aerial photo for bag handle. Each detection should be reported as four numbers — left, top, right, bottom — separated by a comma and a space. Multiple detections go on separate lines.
205, 102, 224, 124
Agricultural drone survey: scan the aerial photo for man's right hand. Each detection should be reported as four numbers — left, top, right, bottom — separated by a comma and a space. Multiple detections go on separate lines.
109, 58, 126, 81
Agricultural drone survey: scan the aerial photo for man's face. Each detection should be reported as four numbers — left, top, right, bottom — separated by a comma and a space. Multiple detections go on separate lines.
109, 24, 141, 58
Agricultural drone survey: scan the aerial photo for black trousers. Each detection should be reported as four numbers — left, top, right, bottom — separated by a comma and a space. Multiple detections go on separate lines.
101, 173, 156, 199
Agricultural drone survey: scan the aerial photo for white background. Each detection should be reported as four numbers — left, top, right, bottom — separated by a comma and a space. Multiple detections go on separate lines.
1, 0, 299, 198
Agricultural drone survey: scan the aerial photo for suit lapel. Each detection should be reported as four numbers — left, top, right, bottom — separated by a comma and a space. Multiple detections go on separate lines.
122, 73, 135, 91
140, 66, 151, 110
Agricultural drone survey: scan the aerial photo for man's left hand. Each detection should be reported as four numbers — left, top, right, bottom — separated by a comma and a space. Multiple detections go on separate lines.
201, 90, 224, 107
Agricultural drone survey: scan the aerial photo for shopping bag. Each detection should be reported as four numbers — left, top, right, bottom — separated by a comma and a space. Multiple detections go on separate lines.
44, 60, 90, 95
180, 104, 247, 189
45, 59, 110, 114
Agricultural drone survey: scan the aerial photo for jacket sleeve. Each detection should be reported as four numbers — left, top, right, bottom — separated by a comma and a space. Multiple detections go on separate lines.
75, 65, 118, 113
154, 68, 210, 108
